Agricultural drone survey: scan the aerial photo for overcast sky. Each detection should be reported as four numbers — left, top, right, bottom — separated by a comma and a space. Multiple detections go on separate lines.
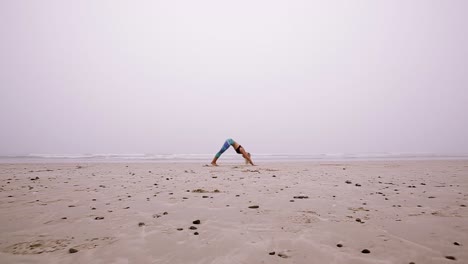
0, 0, 467, 155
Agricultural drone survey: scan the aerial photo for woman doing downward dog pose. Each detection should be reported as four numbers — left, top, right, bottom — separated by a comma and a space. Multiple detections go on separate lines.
211, 138, 255, 166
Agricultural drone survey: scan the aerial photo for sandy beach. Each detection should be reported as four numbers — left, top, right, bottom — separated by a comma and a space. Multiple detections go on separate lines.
0, 160, 467, 264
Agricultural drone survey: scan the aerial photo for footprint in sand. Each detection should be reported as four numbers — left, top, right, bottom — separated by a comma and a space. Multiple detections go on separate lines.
3, 239, 71, 254
281, 213, 321, 232
72, 237, 117, 250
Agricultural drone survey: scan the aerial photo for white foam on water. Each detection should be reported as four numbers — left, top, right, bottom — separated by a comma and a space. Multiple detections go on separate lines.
1, 152, 468, 163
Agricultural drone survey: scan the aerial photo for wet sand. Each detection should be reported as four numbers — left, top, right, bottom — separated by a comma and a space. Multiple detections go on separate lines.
0, 160, 467, 263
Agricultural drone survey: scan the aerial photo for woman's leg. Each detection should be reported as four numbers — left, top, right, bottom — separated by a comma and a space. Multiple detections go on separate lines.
211, 139, 235, 165
215, 139, 233, 158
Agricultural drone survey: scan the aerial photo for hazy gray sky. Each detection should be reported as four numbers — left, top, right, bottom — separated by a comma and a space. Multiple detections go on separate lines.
1, 0, 467, 155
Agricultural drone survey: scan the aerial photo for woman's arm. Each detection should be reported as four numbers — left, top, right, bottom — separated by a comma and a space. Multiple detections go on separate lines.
240, 148, 255, 166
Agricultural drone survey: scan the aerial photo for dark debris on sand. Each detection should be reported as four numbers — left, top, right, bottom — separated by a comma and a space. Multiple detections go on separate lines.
293, 195, 309, 199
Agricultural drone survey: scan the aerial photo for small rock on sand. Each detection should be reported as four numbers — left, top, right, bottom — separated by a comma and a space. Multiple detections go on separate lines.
69, 248, 78, 253
361, 249, 370, 254
445, 256, 456, 260
293, 196, 309, 199
192, 220, 201, 224
138, 222, 145, 227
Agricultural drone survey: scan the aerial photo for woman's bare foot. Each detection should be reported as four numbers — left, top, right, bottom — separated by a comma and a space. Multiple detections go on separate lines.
211, 162, 218, 166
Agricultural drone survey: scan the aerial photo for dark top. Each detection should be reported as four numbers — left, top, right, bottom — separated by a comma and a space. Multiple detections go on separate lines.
235, 145, 242, 154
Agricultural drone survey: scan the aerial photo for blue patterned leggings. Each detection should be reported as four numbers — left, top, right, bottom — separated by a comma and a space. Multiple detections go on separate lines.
215, 138, 235, 158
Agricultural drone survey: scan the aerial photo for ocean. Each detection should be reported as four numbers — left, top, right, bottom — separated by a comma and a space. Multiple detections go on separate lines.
1, 153, 467, 163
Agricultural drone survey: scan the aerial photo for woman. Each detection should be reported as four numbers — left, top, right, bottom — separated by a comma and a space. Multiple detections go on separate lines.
211, 138, 255, 166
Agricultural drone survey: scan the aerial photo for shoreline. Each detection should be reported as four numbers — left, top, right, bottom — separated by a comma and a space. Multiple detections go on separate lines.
1, 156, 468, 164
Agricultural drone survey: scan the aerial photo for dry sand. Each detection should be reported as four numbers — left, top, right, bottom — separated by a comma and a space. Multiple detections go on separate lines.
0, 160, 467, 264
